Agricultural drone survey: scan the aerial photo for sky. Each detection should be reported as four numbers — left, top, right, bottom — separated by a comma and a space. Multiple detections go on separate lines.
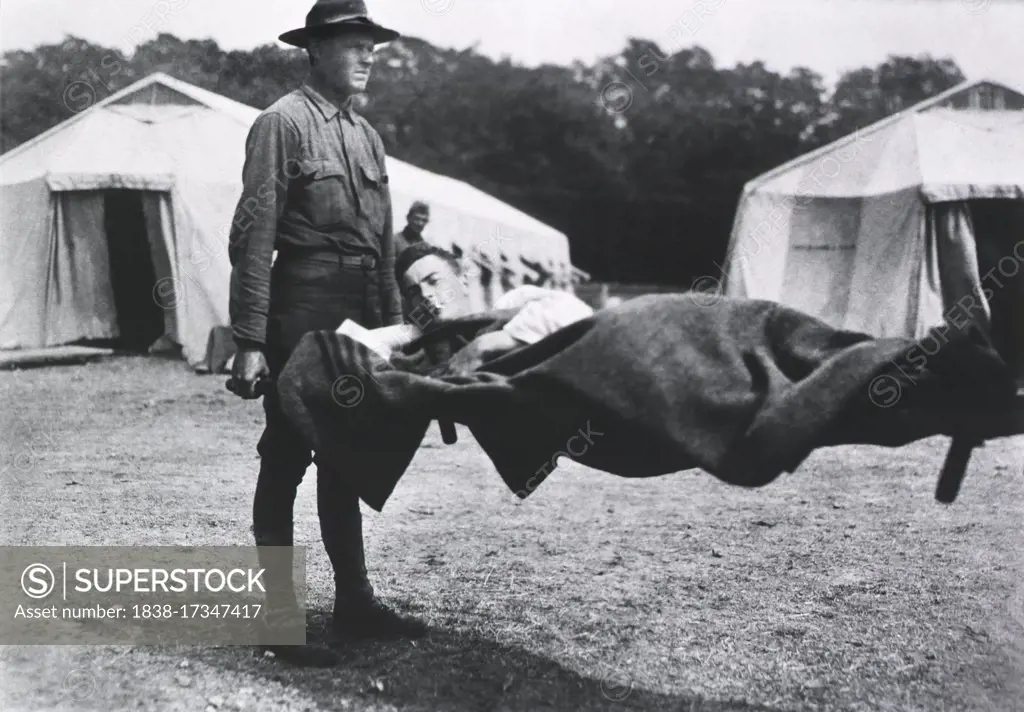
2, 0, 1022, 89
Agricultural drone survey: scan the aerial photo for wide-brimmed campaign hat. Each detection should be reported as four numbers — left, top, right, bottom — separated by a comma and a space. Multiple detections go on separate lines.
279, 0, 400, 48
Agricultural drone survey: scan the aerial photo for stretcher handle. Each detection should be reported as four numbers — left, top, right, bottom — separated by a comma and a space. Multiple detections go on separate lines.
439, 420, 458, 445
225, 377, 273, 398
935, 436, 980, 504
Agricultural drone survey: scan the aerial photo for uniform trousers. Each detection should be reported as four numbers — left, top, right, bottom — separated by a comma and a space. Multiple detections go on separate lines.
253, 250, 383, 604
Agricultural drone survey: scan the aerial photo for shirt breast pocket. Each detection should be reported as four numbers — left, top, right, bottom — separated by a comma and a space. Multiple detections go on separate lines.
298, 158, 351, 227
356, 156, 389, 237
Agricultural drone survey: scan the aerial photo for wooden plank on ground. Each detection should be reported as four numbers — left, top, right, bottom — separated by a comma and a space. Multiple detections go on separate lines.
0, 346, 115, 369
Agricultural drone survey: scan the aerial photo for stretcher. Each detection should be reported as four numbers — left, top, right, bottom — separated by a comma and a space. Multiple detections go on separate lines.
229, 292, 1024, 512
226, 376, 1024, 505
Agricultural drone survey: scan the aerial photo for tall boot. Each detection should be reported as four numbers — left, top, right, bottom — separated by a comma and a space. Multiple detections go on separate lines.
253, 530, 339, 667
319, 481, 427, 640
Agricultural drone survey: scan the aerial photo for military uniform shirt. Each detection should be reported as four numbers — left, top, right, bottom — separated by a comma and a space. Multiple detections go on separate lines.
228, 83, 403, 347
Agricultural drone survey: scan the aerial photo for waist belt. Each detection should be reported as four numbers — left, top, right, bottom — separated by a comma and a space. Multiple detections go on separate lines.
337, 254, 378, 270
276, 248, 378, 270
276, 217, 380, 270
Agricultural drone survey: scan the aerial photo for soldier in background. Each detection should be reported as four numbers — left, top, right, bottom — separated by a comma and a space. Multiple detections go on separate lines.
394, 201, 430, 255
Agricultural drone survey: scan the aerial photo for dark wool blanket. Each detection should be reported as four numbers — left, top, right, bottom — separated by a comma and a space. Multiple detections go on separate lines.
276, 294, 1019, 512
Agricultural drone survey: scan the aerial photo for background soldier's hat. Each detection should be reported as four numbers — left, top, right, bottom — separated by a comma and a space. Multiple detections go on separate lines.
279, 0, 400, 48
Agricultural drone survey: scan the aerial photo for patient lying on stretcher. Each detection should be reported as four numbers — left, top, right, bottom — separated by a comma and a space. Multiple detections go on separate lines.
277, 244, 1018, 511
337, 242, 595, 375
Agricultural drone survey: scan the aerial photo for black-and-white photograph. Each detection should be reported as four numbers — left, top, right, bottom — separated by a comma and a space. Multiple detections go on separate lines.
1, 0, 1023, 710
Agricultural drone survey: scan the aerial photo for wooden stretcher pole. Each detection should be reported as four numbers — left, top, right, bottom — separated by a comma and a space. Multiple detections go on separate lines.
935, 436, 980, 504
439, 420, 458, 444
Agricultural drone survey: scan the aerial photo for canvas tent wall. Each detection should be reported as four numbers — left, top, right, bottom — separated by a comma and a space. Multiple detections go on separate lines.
724, 79, 1024, 376
0, 73, 575, 367
385, 159, 576, 311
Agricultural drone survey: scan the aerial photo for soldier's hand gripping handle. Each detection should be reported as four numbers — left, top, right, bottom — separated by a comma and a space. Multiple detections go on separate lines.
229, 348, 271, 399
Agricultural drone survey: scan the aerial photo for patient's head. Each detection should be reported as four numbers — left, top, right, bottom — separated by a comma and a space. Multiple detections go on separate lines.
395, 243, 464, 325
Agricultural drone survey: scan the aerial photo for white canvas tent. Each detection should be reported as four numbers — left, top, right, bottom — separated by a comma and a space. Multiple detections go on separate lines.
724, 79, 1024, 376
0, 73, 575, 367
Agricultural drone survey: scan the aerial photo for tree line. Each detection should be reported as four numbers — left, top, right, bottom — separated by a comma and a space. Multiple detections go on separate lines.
0, 34, 965, 285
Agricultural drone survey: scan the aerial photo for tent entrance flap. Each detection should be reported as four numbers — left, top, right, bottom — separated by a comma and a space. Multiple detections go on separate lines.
100, 190, 173, 353
970, 198, 1024, 382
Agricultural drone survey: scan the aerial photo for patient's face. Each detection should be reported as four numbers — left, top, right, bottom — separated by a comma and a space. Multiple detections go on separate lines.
401, 254, 463, 325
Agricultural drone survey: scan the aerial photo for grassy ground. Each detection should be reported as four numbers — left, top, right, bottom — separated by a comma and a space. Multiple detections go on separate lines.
1, 356, 1023, 712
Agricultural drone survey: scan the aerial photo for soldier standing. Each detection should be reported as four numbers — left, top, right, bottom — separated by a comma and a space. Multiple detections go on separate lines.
228, 0, 426, 667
